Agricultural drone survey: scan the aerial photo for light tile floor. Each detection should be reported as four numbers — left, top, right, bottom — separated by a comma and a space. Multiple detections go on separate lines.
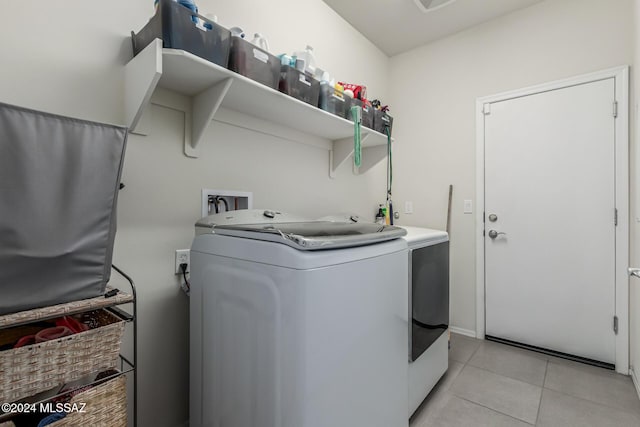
410, 333, 640, 427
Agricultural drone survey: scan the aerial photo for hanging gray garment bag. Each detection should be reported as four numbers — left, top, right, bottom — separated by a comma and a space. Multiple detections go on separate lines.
0, 103, 128, 315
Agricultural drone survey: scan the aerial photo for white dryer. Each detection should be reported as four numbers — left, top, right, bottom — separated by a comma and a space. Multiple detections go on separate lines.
190, 210, 409, 427
401, 227, 449, 416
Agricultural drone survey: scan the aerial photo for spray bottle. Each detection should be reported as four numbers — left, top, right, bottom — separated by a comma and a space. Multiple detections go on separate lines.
375, 204, 385, 225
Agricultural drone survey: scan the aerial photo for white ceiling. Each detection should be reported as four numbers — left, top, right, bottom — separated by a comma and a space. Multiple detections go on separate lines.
323, 0, 544, 56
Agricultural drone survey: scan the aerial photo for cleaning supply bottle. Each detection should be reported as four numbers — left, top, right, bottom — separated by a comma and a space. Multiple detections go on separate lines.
385, 203, 391, 225
293, 45, 317, 75
250, 33, 270, 52
376, 204, 387, 225
375, 205, 385, 224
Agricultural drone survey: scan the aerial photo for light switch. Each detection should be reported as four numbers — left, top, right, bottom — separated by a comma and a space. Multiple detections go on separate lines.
404, 201, 413, 214
463, 199, 473, 214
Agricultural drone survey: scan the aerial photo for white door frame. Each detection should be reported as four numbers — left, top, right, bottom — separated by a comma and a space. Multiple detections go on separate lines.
475, 66, 630, 374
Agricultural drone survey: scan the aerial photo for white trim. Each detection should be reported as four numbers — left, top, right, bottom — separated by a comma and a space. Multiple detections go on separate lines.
613, 67, 630, 375
631, 367, 640, 401
475, 100, 486, 340
475, 66, 630, 374
450, 326, 477, 339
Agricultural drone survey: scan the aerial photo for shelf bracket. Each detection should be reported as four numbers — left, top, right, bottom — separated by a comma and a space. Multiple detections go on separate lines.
125, 39, 163, 134
185, 77, 233, 158
329, 133, 371, 178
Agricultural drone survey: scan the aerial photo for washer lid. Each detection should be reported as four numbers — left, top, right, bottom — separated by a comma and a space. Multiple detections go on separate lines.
213, 221, 407, 250
196, 209, 310, 231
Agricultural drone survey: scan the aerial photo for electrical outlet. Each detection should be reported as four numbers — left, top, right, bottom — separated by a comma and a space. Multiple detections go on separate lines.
175, 249, 190, 274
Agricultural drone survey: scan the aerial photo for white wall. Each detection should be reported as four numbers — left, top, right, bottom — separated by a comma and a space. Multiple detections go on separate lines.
0, 1, 390, 426
389, 0, 635, 334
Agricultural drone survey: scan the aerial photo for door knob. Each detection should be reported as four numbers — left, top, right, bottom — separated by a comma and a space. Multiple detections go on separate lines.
629, 268, 640, 278
488, 230, 506, 239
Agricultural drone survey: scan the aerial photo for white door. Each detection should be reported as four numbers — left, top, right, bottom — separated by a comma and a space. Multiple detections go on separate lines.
484, 78, 617, 364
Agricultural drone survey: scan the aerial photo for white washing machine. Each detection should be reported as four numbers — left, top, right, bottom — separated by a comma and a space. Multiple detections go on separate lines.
401, 227, 449, 416
190, 210, 410, 427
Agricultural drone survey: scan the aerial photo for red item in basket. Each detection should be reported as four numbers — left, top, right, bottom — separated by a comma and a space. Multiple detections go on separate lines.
14, 335, 36, 348
56, 315, 89, 333
35, 326, 73, 343
338, 82, 367, 101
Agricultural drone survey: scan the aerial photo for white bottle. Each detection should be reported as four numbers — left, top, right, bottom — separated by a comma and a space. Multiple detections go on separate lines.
250, 33, 270, 52
293, 45, 316, 75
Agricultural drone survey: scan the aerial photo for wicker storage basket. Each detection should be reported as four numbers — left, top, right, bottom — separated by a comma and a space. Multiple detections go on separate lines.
0, 309, 125, 403
49, 375, 127, 427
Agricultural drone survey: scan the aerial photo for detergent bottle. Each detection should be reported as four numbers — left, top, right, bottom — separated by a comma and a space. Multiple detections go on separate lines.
250, 33, 270, 52
293, 45, 317, 75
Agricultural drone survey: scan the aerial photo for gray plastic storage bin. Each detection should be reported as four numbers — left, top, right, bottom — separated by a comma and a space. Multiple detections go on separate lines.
361, 101, 374, 129
319, 84, 348, 118
346, 97, 361, 121
346, 97, 373, 127
374, 109, 393, 136
228, 37, 280, 89
279, 65, 320, 106
132, 0, 231, 67
0, 103, 128, 315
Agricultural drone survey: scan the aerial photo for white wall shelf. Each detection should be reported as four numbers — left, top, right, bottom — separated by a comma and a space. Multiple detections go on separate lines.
124, 39, 391, 177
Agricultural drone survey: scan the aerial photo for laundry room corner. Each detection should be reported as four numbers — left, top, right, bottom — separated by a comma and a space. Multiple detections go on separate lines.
388, 0, 635, 336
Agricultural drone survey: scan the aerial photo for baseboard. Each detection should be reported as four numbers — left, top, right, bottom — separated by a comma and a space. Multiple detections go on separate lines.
449, 326, 477, 338
631, 367, 640, 401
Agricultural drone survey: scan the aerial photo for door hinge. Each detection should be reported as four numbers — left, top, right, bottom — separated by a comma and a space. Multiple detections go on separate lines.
483, 211, 485, 223
614, 208, 618, 226
483, 103, 491, 115
613, 101, 618, 118
613, 315, 618, 334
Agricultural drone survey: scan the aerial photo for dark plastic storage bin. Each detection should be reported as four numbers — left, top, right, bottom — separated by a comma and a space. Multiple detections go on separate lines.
346, 97, 360, 121
374, 109, 394, 136
346, 97, 373, 127
345, 96, 373, 129
319, 84, 348, 118
279, 65, 320, 106
229, 37, 280, 89
132, 0, 231, 67
361, 101, 374, 129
